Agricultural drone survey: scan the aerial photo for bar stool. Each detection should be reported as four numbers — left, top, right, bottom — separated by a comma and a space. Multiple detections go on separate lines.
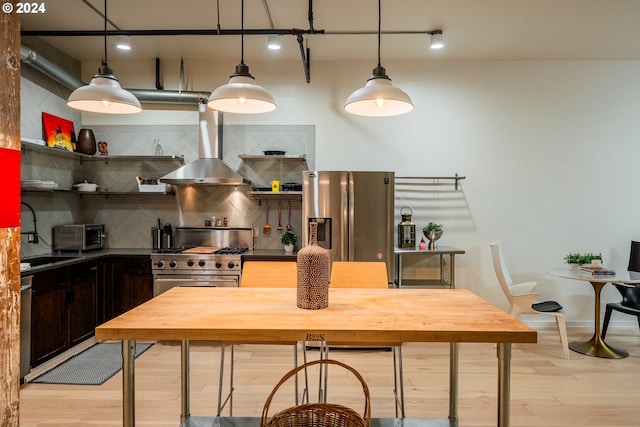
217, 261, 308, 415
327, 261, 405, 418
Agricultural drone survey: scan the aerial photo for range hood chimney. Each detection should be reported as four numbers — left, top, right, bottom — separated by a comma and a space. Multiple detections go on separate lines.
160, 110, 250, 186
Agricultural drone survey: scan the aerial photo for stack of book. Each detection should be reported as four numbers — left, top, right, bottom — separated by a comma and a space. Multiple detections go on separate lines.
580, 266, 616, 275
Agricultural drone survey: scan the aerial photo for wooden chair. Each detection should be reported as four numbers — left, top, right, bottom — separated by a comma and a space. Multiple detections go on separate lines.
326, 261, 404, 417
217, 261, 307, 415
329, 261, 390, 289
240, 261, 298, 287
490, 240, 570, 359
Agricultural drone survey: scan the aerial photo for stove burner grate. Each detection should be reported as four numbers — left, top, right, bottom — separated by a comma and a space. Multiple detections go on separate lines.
214, 247, 249, 255
152, 246, 194, 254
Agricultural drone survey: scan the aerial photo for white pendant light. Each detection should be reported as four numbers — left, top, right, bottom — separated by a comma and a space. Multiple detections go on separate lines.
67, 0, 141, 114
208, 0, 276, 114
345, 0, 413, 117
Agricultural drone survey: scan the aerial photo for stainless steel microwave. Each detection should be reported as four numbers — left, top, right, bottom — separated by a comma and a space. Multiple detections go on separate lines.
53, 224, 105, 251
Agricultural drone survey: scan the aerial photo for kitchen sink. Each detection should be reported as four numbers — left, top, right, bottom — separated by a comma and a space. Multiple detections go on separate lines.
22, 255, 79, 267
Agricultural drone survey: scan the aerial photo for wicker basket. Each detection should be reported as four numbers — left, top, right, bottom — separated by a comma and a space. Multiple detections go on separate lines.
261, 359, 371, 427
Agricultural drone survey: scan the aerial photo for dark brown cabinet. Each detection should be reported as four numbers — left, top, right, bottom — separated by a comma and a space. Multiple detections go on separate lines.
68, 262, 98, 346
31, 260, 98, 366
30, 255, 152, 368
31, 267, 67, 366
106, 256, 153, 319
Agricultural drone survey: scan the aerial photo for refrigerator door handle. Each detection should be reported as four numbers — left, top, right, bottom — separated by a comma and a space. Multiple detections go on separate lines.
347, 190, 355, 260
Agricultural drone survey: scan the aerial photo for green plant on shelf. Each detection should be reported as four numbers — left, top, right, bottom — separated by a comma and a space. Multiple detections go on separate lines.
281, 230, 298, 246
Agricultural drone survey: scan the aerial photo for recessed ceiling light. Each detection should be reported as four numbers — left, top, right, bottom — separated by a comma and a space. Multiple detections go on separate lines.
267, 35, 282, 51
429, 30, 444, 50
116, 35, 131, 51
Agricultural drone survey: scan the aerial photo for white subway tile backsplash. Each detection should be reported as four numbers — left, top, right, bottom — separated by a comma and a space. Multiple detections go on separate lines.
20, 83, 313, 256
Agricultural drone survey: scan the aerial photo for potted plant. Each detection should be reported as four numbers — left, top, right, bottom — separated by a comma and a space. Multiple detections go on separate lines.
563, 252, 603, 269
422, 222, 444, 249
281, 230, 298, 254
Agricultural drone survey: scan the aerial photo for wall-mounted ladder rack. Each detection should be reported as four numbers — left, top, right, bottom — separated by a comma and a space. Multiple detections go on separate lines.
395, 173, 466, 190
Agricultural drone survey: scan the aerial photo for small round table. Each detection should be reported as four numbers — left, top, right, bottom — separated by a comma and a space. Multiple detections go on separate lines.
549, 269, 640, 358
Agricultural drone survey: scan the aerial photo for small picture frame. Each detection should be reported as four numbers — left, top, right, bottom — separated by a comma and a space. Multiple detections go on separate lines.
42, 112, 75, 152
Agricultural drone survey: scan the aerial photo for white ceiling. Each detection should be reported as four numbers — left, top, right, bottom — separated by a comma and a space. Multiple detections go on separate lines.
20, 0, 640, 66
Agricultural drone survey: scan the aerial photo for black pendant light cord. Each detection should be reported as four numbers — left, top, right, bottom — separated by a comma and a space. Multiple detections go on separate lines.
97, 0, 114, 76
230, 0, 251, 77
240, 0, 245, 66
377, 0, 381, 68
369, 0, 387, 80
103, 0, 108, 64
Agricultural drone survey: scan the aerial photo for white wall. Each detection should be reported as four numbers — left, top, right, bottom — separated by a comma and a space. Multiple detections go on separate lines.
84, 57, 640, 327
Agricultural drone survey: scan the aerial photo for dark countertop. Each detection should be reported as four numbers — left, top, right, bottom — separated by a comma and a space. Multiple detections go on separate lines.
20, 248, 153, 275
243, 249, 297, 261
21, 248, 298, 275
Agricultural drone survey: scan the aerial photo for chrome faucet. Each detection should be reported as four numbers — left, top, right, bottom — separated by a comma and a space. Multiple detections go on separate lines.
20, 202, 39, 244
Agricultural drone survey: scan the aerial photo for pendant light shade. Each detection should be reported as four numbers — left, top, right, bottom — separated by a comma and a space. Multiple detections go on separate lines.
68, 63, 142, 114
345, 66, 413, 117
345, 0, 413, 117
207, 0, 276, 114
207, 64, 276, 114
67, 0, 141, 114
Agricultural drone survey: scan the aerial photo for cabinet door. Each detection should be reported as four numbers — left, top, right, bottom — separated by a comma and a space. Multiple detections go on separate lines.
111, 256, 153, 317
95, 259, 109, 324
31, 267, 68, 366
68, 261, 98, 346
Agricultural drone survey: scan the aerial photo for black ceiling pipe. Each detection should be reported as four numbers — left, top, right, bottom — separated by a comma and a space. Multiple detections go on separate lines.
20, 28, 325, 37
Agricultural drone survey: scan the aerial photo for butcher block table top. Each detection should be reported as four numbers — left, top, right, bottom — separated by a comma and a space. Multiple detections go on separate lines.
96, 287, 536, 345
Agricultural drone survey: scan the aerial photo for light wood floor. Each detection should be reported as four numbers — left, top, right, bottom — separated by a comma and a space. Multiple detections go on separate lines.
19, 328, 640, 427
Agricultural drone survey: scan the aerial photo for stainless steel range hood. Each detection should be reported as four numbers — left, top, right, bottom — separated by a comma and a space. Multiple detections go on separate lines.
160, 110, 250, 186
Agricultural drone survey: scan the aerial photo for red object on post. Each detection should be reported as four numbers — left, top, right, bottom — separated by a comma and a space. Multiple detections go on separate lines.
0, 147, 21, 228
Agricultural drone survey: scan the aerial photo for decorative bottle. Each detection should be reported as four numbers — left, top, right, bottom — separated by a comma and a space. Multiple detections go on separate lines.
296, 221, 330, 309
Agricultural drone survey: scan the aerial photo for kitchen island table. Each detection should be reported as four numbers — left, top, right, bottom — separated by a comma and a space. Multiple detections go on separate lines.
95, 287, 536, 427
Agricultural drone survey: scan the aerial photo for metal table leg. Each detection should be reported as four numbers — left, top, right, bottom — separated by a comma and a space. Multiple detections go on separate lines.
450, 255, 456, 289
122, 339, 136, 427
181, 340, 191, 422
448, 342, 458, 422
397, 253, 403, 288
497, 343, 511, 427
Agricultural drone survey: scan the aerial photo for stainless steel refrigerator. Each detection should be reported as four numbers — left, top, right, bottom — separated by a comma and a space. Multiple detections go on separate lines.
302, 170, 395, 283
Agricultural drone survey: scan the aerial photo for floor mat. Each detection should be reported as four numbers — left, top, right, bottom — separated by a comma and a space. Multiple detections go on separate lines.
31, 342, 153, 385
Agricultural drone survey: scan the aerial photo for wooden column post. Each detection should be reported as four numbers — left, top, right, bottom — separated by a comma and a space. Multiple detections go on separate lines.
0, 2, 23, 426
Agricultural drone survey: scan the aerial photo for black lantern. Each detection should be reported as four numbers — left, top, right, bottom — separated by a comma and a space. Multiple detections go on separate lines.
398, 207, 416, 249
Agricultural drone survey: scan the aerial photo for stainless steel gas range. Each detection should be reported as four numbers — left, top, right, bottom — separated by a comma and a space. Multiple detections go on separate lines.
151, 227, 253, 296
